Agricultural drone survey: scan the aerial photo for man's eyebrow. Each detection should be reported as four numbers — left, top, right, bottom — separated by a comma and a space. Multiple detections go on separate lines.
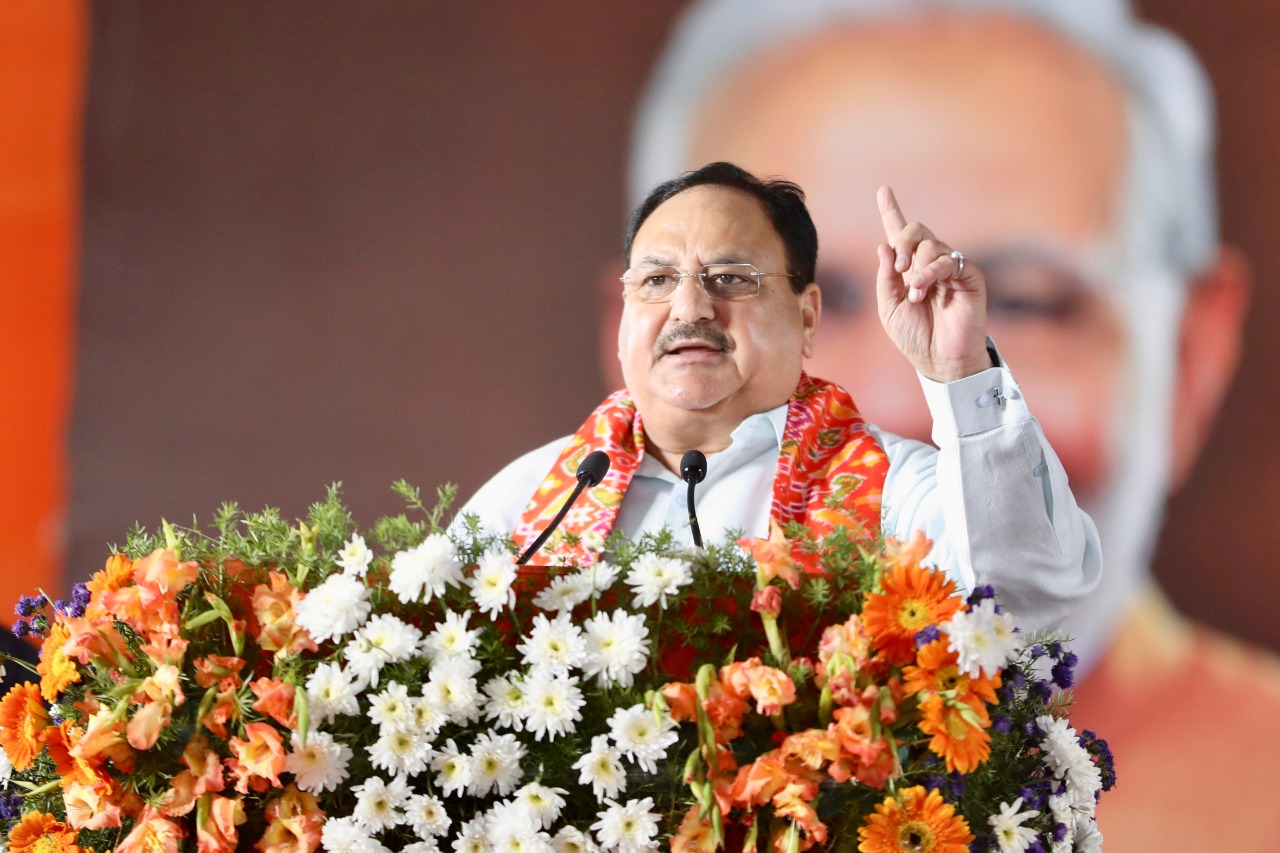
637, 254, 675, 266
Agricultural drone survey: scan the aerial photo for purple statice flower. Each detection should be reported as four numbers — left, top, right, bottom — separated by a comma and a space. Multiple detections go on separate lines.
1007, 668, 1027, 689
1044, 640, 1064, 659
921, 773, 946, 793
1052, 823, 1069, 842
12, 619, 29, 638
1027, 642, 1046, 661
0, 794, 22, 820
993, 715, 1012, 734
966, 584, 995, 606
915, 624, 941, 647
1025, 840, 1046, 853
1028, 678, 1053, 704
1023, 718, 1045, 739
71, 582, 92, 605
1051, 661, 1075, 689
14, 594, 44, 618
1079, 729, 1117, 791
947, 772, 966, 799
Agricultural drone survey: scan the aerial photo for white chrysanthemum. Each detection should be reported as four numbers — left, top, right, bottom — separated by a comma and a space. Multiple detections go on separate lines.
402, 843, 441, 853
285, 730, 353, 794
572, 735, 627, 800
1072, 816, 1104, 853
532, 573, 593, 612
580, 560, 621, 599
517, 612, 587, 675
410, 695, 449, 738
336, 533, 375, 577
453, 816, 489, 853
306, 661, 361, 724
320, 815, 389, 853
388, 533, 464, 604
470, 546, 519, 619
426, 656, 482, 723
606, 704, 679, 775
591, 797, 660, 852
405, 792, 452, 838
484, 801, 553, 853
424, 609, 481, 660
352, 775, 410, 833
989, 798, 1040, 853
521, 669, 585, 741
431, 738, 474, 797
580, 530, 606, 553
624, 553, 692, 609
468, 730, 527, 797
368, 681, 415, 732
551, 826, 600, 853
370, 726, 434, 777
941, 599, 1020, 678
514, 782, 568, 829
1047, 793, 1075, 853
345, 613, 423, 688
0, 745, 13, 784
296, 572, 371, 643
581, 610, 650, 688
1037, 715, 1103, 810
483, 673, 528, 731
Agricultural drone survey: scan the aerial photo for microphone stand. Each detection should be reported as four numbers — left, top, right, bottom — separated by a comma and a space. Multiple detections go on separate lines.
517, 450, 611, 565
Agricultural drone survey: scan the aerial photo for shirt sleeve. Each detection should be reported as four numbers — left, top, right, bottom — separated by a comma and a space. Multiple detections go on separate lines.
875, 343, 1103, 635
449, 436, 570, 540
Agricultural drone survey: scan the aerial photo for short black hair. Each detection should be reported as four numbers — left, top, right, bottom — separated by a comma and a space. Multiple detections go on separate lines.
623, 161, 818, 294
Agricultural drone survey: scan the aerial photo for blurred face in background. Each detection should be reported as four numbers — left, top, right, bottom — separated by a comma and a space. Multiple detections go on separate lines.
684, 14, 1131, 506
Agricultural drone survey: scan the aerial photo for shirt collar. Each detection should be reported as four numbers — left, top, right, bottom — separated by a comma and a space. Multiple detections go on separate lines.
634, 400, 789, 482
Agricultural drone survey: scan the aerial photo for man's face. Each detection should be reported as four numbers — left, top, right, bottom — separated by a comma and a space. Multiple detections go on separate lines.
685, 14, 1130, 505
618, 184, 820, 433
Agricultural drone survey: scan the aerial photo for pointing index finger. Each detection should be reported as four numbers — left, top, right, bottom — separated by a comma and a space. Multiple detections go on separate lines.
877, 185, 908, 241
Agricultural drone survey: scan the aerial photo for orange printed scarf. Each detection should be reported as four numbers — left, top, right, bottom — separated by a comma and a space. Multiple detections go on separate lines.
514, 373, 888, 567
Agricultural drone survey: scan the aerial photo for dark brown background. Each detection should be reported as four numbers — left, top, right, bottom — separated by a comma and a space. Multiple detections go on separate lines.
71, 2, 1280, 652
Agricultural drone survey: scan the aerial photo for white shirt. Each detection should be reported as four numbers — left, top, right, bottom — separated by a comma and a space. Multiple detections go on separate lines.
458, 361, 1101, 635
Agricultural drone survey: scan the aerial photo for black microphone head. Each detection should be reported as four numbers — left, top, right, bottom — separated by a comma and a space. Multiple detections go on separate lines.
576, 450, 611, 487
680, 449, 707, 484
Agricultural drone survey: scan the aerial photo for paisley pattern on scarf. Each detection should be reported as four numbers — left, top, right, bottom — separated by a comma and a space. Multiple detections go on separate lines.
514, 373, 888, 567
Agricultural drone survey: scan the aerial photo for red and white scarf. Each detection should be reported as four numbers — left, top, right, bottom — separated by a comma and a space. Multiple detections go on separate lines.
514, 373, 889, 567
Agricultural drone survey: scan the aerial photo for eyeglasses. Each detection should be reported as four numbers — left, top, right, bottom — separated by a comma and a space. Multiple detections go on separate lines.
619, 263, 799, 303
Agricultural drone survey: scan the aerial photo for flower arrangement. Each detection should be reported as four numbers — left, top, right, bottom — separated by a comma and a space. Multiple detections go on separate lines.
0, 483, 1114, 853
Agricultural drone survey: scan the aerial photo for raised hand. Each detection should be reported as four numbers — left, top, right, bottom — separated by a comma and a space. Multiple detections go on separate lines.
875, 186, 992, 382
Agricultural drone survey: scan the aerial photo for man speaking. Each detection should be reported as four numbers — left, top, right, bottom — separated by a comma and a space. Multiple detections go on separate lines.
462, 162, 1099, 635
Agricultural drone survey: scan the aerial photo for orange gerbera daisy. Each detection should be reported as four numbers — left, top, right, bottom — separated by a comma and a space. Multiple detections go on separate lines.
861, 562, 962, 666
38, 622, 81, 701
919, 694, 992, 774
903, 640, 1000, 705
857, 785, 973, 853
6, 811, 82, 853
0, 682, 51, 771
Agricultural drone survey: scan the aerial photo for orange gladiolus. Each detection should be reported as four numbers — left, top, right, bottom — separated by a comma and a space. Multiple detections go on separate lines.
74, 705, 135, 774
861, 561, 962, 666
194, 655, 247, 690
6, 811, 82, 853
729, 754, 797, 808
721, 658, 796, 716
196, 794, 245, 853
739, 518, 802, 589
774, 790, 829, 851
133, 547, 200, 595
253, 572, 318, 657
258, 787, 324, 853
661, 682, 699, 723
0, 682, 50, 770
670, 806, 719, 853
228, 722, 286, 794
857, 785, 973, 853
63, 779, 123, 830
37, 621, 80, 701
249, 677, 297, 729
778, 728, 841, 772
58, 613, 131, 666
116, 807, 185, 853
919, 694, 992, 774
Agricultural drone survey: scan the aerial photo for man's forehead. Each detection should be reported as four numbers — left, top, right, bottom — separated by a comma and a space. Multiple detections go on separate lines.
632, 185, 784, 257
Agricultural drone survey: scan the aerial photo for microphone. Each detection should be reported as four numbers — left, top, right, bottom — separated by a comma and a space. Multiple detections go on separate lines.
680, 449, 707, 548
517, 450, 611, 565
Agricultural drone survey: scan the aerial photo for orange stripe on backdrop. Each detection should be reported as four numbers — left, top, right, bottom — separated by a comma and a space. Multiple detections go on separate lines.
0, 0, 86, 623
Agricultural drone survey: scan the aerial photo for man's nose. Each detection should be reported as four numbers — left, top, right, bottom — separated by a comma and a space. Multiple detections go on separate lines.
667, 274, 716, 324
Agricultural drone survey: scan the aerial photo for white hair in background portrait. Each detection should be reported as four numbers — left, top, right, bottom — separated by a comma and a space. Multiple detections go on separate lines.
629, 0, 1217, 674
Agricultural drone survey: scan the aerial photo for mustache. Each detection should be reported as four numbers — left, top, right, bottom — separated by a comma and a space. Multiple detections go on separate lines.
656, 322, 734, 356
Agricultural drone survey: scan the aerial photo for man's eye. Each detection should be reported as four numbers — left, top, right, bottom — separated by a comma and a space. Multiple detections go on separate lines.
710, 274, 747, 287
643, 275, 672, 288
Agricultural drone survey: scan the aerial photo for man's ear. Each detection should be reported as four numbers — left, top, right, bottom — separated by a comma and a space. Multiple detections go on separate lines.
800, 282, 821, 359
1168, 245, 1250, 491
598, 259, 625, 390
